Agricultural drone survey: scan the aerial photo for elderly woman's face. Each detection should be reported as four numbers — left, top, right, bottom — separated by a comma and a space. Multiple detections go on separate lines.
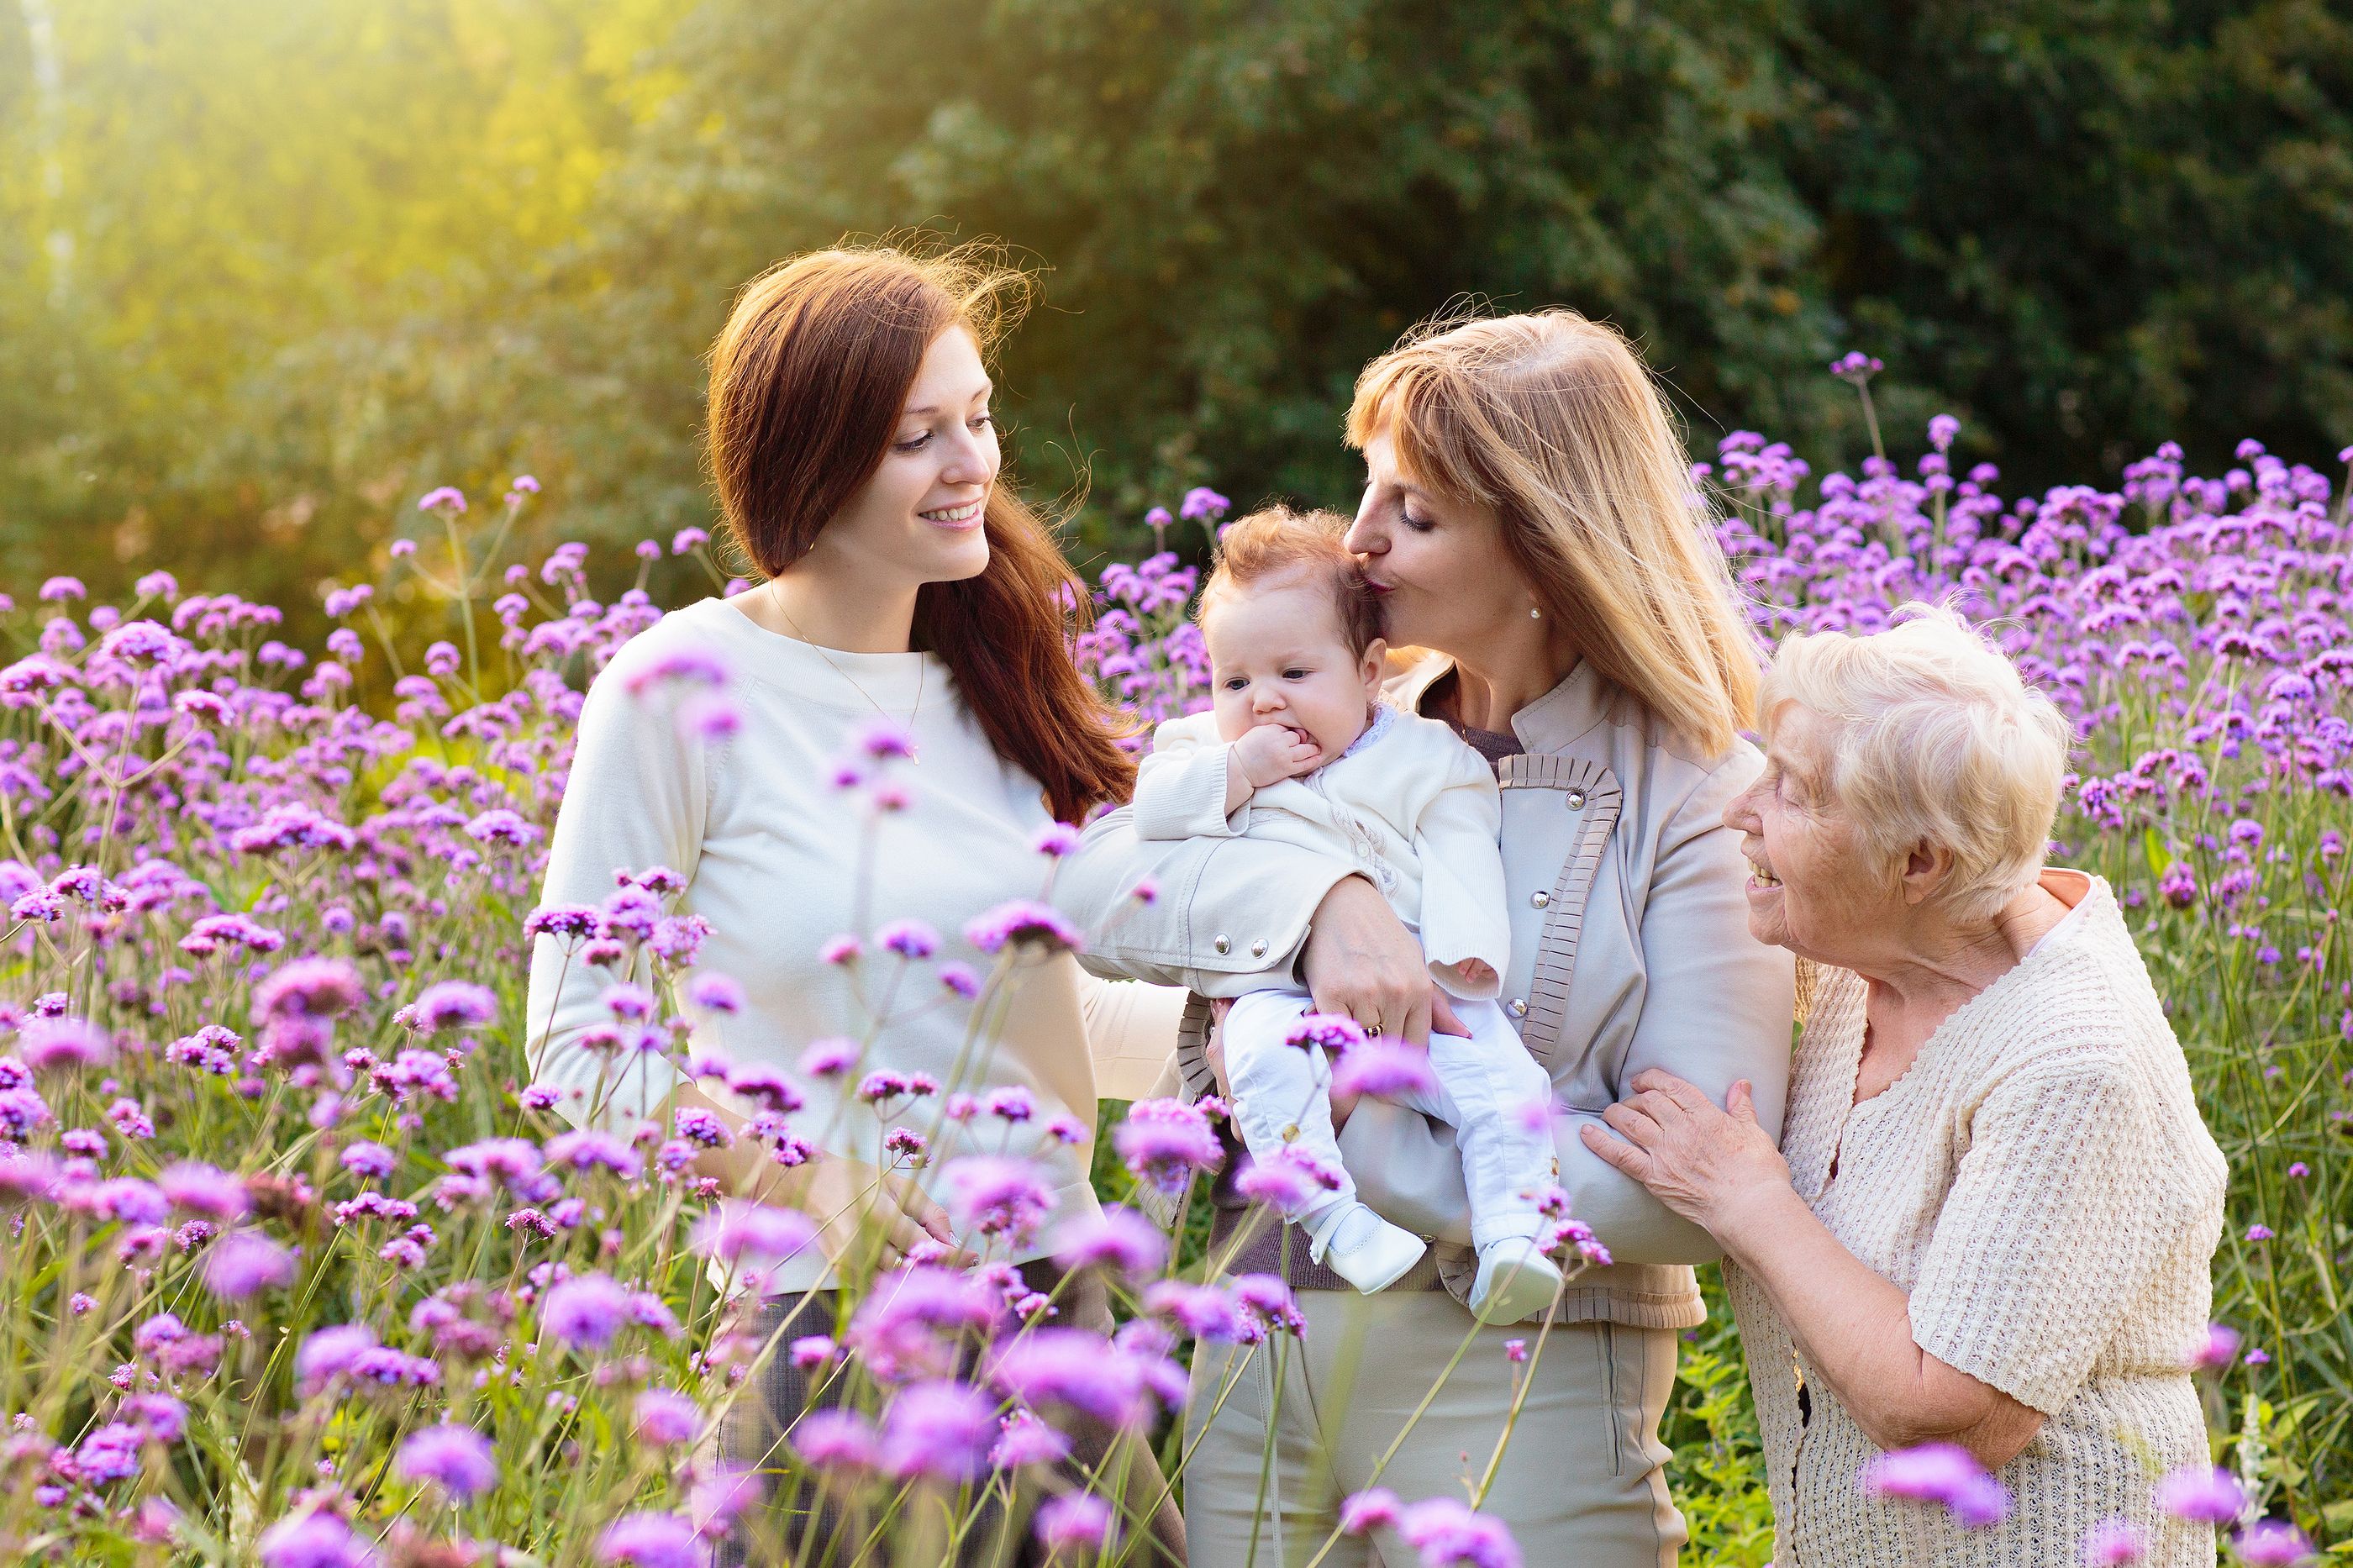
1724, 703, 1895, 964
1344, 429, 1525, 656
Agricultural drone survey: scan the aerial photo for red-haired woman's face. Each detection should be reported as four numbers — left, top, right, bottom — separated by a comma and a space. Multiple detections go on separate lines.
1344, 429, 1525, 656
811, 326, 999, 591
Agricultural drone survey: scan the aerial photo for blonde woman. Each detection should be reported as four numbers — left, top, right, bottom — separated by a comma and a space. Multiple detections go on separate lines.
1062, 312, 1797, 1565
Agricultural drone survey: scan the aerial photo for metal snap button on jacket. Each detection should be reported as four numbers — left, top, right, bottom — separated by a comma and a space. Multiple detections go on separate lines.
1213, 934, 1231, 955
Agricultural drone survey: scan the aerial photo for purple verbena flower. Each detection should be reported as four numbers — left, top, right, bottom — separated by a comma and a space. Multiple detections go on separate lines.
1340, 1487, 1403, 1534
2152, 1465, 2245, 1524
1398, 1497, 1522, 1568
396, 1423, 497, 1501
1052, 1204, 1168, 1279
294, 1323, 379, 1392
202, 1230, 296, 1298
942, 1155, 1058, 1244
634, 1388, 703, 1447
875, 918, 939, 959
791, 1410, 879, 1475
1329, 1037, 1437, 1100
1865, 1443, 2011, 1527
2232, 1520, 2316, 1565
1113, 1098, 1221, 1195
878, 1380, 997, 1484
408, 981, 497, 1031
256, 1511, 376, 1568
689, 1200, 816, 1271
158, 1160, 251, 1220
597, 1510, 703, 1568
22, 1016, 113, 1072
1034, 1493, 1113, 1553
541, 1271, 634, 1352
987, 1408, 1070, 1471
963, 899, 1084, 955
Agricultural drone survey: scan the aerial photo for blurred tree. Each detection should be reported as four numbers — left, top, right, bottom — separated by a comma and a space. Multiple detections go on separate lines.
0, 0, 687, 612
0, 0, 2347, 604
1790, 0, 2353, 482
545, 0, 1845, 560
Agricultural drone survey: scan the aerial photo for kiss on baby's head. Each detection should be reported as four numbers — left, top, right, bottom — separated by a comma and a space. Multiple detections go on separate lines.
1196, 507, 1390, 761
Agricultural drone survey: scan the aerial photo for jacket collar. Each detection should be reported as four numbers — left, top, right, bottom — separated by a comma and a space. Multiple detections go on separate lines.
1390, 649, 1612, 756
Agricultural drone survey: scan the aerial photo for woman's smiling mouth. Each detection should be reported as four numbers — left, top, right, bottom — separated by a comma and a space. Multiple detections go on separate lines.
919, 498, 984, 526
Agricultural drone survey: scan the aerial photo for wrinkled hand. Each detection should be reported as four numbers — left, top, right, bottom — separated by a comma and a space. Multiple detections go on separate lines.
1234, 723, 1324, 788
1579, 1070, 1791, 1234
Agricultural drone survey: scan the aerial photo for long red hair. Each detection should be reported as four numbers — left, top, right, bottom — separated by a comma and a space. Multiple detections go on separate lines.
705, 245, 1135, 823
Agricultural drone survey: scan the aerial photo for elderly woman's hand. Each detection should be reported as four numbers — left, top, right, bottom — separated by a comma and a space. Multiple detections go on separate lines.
1580, 1070, 1792, 1234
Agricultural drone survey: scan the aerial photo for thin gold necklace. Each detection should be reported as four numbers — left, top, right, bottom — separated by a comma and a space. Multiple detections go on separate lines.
768, 584, 924, 763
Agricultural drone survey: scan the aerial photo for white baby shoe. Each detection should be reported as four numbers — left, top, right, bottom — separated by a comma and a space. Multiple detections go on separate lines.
1307, 1202, 1427, 1295
1469, 1235, 1565, 1323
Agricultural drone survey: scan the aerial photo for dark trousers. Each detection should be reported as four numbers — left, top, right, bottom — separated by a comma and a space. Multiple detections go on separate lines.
717, 1260, 1187, 1566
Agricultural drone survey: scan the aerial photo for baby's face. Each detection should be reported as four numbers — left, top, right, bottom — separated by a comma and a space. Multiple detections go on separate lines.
1202, 572, 1385, 760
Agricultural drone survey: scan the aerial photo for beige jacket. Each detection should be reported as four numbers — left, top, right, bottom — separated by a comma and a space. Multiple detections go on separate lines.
1061, 652, 1798, 1329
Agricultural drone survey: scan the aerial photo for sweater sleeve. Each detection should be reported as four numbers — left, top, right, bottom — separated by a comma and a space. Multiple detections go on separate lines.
1056, 805, 1356, 994
1908, 1044, 2187, 1415
1546, 753, 1796, 1264
1409, 740, 1512, 998
1131, 713, 1240, 842
522, 641, 716, 1135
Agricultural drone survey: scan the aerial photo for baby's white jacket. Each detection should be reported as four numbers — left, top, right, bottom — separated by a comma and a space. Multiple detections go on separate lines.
1131, 703, 1513, 998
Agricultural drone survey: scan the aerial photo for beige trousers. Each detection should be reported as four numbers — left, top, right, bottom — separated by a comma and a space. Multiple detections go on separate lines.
1182, 1288, 1685, 1568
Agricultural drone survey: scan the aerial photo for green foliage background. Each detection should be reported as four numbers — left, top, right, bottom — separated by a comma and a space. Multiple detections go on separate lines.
4, 0, 2351, 606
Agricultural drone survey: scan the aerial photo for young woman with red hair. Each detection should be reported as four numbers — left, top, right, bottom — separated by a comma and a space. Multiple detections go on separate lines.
524, 245, 1187, 1564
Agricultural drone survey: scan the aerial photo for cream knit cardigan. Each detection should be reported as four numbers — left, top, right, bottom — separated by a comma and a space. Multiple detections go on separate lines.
1725, 871, 2228, 1568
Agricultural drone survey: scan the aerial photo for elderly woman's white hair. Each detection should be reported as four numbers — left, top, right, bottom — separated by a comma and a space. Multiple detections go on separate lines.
1761, 603, 2074, 923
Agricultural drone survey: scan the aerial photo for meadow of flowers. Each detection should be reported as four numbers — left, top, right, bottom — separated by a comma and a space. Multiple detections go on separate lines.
0, 363, 2345, 1566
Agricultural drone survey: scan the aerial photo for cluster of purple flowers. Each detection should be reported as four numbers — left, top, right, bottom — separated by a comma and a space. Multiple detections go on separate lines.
0, 403, 2343, 1565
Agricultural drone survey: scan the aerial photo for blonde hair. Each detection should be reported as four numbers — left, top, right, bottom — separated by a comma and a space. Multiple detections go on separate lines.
1199, 506, 1383, 657
1761, 604, 2073, 924
1347, 309, 1759, 758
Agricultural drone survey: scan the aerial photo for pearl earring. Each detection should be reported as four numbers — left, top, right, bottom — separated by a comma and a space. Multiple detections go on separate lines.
1529, 606, 1542, 621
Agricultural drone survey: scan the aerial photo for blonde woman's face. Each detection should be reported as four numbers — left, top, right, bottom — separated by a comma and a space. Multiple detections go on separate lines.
1345, 429, 1528, 656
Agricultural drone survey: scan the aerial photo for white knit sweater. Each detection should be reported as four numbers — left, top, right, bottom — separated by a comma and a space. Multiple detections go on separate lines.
524, 596, 1187, 1291
1725, 871, 2227, 1568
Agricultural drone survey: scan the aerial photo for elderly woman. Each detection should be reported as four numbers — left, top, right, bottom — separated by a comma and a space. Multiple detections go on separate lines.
1585, 608, 2228, 1568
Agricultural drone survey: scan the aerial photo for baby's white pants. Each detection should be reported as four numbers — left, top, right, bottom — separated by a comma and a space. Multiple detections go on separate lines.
1223, 988, 1556, 1250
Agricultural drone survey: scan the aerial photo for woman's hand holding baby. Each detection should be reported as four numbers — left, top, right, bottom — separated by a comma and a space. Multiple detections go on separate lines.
1225, 723, 1326, 813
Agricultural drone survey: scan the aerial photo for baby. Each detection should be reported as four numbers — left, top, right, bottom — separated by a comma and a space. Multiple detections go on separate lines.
1134, 506, 1564, 1323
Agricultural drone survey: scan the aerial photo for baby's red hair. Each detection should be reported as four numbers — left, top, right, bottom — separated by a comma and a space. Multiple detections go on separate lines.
1198, 506, 1385, 657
